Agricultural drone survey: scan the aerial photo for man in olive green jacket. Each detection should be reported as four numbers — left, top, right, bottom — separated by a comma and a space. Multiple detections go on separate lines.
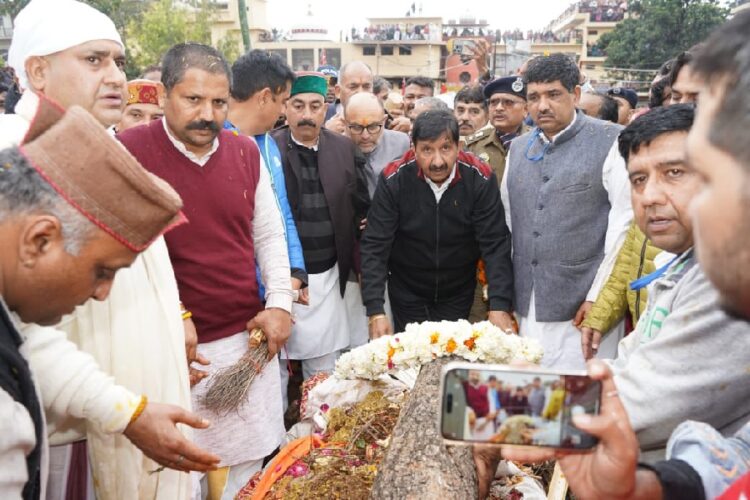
580, 221, 667, 359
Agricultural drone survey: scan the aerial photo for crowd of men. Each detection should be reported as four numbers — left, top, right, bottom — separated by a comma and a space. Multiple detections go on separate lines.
0, 0, 748, 499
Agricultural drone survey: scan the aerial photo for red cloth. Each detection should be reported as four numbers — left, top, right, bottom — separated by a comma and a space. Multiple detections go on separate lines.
719, 471, 750, 499
463, 381, 489, 418
118, 121, 263, 343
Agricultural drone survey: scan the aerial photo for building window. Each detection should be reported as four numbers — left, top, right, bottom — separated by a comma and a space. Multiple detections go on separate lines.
399, 45, 412, 55
292, 49, 315, 71
588, 30, 598, 35
325, 48, 342, 68
363, 45, 376, 56
381, 46, 394, 56
585, 64, 596, 70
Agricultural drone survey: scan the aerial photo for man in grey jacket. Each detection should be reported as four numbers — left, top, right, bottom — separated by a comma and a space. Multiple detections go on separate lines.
608, 104, 750, 458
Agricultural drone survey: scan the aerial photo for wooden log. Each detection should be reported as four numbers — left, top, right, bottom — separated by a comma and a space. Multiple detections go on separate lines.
371, 357, 478, 499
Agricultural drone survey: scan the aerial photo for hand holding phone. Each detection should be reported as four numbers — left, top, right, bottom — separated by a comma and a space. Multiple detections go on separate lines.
440, 363, 602, 450
493, 360, 643, 500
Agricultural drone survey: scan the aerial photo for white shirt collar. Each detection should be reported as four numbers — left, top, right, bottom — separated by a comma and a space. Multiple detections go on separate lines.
291, 131, 319, 151
540, 112, 578, 144
425, 164, 457, 203
162, 119, 219, 167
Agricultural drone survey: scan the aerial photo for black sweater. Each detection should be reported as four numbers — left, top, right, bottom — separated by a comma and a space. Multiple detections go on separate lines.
361, 149, 513, 316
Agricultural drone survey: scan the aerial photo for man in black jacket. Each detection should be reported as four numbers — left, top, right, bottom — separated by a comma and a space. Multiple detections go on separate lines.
361, 109, 514, 337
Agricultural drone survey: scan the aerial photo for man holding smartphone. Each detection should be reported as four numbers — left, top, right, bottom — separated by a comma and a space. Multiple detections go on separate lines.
477, 12, 750, 499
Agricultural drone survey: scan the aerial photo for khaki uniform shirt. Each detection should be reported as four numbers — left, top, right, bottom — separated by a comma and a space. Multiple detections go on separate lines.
465, 125, 529, 188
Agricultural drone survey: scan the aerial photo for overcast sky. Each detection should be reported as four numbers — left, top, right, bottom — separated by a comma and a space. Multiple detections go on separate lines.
266, 0, 576, 37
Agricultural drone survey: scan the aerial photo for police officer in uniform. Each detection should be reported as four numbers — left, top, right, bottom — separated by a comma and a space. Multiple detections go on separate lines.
466, 76, 528, 322
465, 76, 529, 188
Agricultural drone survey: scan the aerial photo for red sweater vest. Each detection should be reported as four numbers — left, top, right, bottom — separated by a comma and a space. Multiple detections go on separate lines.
118, 120, 262, 343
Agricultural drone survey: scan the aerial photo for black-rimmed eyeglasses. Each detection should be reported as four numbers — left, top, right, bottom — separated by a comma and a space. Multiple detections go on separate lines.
348, 123, 383, 134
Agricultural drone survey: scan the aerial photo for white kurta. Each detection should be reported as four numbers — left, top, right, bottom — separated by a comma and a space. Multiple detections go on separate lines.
502, 122, 633, 369
162, 121, 292, 472
1, 91, 193, 499
283, 264, 350, 360
191, 332, 285, 467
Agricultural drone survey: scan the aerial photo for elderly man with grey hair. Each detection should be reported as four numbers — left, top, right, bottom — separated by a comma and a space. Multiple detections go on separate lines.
0, 101, 213, 498
1, 1, 218, 498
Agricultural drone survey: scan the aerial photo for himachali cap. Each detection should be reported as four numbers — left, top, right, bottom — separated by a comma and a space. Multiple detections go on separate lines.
126, 79, 165, 107
8, 0, 123, 89
290, 71, 329, 98
18, 97, 185, 252
607, 87, 639, 109
483, 76, 527, 100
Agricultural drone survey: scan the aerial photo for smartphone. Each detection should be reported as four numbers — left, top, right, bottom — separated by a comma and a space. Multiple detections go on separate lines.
439, 362, 601, 449
458, 40, 476, 64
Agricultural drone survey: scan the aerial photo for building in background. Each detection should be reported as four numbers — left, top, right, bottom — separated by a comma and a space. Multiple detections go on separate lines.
207, 1, 632, 91
0, 15, 12, 62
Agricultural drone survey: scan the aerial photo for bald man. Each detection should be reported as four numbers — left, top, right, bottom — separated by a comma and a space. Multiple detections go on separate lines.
341, 92, 409, 348
324, 61, 374, 133
345, 92, 410, 196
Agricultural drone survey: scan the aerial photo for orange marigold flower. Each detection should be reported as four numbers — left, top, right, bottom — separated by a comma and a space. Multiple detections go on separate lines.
464, 337, 476, 350
445, 338, 457, 353
387, 345, 396, 360
430, 333, 440, 344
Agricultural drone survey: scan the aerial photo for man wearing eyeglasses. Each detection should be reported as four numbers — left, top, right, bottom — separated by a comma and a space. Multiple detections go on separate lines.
345, 92, 410, 197
466, 76, 530, 188
501, 54, 632, 369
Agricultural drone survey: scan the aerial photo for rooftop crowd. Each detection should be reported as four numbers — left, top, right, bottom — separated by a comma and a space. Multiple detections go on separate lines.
0, 1, 749, 500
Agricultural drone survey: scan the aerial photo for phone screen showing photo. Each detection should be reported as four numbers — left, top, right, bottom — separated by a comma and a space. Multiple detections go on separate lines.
441, 368, 601, 449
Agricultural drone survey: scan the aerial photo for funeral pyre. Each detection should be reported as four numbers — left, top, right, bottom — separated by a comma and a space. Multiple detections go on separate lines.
235, 320, 548, 500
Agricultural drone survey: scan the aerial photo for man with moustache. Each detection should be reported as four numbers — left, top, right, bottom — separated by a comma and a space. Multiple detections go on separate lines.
3, 2, 216, 498
501, 54, 632, 369
465, 76, 528, 323
361, 109, 514, 337
118, 43, 294, 499
342, 92, 409, 346
454, 85, 490, 143
271, 72, 369, 404
477, 41, 750, 491
467, 76, 529, 189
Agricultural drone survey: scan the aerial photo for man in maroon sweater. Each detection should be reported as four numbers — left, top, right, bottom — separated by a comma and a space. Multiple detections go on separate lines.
118, 43, 294, 499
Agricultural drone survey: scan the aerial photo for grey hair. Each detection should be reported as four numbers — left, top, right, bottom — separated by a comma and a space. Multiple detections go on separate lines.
414, 96, 449, 113
0, 148, 95, 255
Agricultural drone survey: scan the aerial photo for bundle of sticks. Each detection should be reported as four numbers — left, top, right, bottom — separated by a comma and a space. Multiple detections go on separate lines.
201, 328, 269, 414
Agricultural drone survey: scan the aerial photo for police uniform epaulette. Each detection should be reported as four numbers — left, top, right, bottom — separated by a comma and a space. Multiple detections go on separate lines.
465, 128, 492, 145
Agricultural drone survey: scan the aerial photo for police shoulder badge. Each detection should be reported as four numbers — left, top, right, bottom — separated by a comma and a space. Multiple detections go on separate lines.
512, 77, 524, 93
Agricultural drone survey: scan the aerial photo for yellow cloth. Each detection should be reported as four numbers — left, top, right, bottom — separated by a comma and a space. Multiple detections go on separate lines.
542, 389, 565, 420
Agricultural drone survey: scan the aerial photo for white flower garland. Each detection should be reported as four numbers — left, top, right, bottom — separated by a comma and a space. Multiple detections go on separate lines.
335, 320, 544, 380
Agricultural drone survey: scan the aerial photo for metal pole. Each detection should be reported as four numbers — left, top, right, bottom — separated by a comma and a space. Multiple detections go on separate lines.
238, 0, 251, 51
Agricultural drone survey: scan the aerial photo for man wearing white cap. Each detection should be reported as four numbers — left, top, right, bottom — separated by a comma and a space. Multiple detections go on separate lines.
1, 1, 216, 499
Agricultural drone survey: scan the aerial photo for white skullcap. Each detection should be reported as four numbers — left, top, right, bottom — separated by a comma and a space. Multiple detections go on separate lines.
9, 0, 123, 89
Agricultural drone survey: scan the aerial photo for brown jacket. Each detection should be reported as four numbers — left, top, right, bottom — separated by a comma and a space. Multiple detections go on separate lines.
270, 126, 369, 295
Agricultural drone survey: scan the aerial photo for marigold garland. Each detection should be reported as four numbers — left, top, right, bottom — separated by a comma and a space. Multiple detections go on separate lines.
335, 320, 544, 380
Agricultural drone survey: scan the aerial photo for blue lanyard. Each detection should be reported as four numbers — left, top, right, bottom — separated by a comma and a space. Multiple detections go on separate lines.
524, 127, 551, 162
629, 254, 681, 291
